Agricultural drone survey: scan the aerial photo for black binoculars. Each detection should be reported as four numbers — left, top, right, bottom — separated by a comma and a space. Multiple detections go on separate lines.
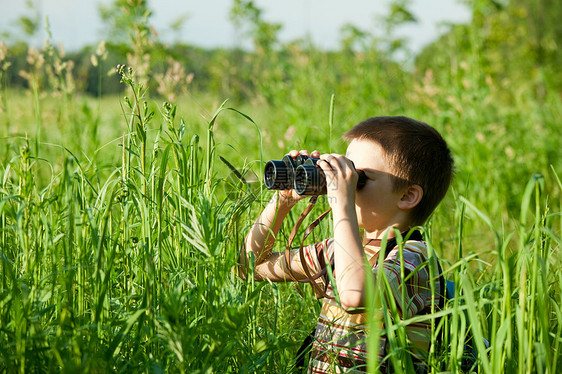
264, 155, 367, 196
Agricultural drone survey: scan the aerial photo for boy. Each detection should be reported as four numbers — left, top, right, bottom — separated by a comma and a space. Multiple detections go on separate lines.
239, 116, 454, 372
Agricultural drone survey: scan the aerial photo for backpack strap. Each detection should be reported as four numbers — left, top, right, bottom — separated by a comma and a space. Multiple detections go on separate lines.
437, 257, 445, 311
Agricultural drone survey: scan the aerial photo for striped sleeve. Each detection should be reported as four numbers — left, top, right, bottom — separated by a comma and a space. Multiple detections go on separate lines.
252, 238, 335, 287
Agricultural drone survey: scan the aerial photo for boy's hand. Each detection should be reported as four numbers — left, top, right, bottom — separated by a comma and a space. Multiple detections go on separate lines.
317, 153, 359, 211
277, 149, 320, 207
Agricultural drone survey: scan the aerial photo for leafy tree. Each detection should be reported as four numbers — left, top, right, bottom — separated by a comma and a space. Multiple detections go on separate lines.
98, 0, 160, 90
99, 0, 153, 46
415, 0, 561, 98
229, 0, 282, 53
511, 0, 562, 89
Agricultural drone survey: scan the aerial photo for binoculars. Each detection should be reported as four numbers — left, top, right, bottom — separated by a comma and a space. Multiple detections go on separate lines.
264, 155, 367, 196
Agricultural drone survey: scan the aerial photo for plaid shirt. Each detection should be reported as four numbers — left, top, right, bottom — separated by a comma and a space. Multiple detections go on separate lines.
302, 237, 442, 373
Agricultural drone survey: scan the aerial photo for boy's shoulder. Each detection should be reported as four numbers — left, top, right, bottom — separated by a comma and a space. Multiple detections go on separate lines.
364, 235, 429, 268
387, 239, 429, 259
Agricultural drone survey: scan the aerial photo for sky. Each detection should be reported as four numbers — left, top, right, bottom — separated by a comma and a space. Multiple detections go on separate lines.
0, 0, 471, 53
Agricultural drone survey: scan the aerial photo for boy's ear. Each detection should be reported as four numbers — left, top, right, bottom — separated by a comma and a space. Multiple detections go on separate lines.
397, 184, 423, 210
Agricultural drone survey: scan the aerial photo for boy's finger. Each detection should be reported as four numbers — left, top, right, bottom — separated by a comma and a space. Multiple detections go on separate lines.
320, 153, 343, 165
287, 150, 319, 158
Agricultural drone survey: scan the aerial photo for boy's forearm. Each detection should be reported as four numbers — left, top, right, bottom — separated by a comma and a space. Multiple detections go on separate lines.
239, 194, 295, 271
331, 204, 366, 309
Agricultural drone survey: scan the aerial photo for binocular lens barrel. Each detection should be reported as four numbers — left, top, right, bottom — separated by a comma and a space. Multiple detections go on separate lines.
294, 165, 326, 196
264, 159, 294, 190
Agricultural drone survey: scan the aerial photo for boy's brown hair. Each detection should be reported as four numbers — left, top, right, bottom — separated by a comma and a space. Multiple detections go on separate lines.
343, 116, 454, 226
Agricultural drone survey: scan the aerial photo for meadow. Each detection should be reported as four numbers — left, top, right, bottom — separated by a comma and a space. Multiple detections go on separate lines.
1, 2, 561, 373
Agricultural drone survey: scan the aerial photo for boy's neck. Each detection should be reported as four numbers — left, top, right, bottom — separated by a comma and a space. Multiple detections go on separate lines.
362, 228, 422, 248
364, 224, 411, 241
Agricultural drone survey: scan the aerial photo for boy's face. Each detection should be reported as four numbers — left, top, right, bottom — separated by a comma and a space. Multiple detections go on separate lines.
345, 139, 410, 237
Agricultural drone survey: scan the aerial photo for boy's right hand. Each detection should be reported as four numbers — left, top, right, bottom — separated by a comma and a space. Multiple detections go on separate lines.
277, 149, 320, 207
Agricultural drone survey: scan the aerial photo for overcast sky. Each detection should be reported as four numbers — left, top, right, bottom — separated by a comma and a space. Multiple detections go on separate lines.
1, 0, 471, 53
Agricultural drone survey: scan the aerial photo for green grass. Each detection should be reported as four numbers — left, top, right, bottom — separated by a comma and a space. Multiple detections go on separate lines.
1, 34, 561, 374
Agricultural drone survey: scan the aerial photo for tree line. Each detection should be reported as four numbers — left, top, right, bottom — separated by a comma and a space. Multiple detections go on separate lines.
0, 0, 560, 103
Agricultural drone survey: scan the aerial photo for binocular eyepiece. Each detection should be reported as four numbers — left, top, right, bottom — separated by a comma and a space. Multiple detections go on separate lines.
264, 155, 367, 196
